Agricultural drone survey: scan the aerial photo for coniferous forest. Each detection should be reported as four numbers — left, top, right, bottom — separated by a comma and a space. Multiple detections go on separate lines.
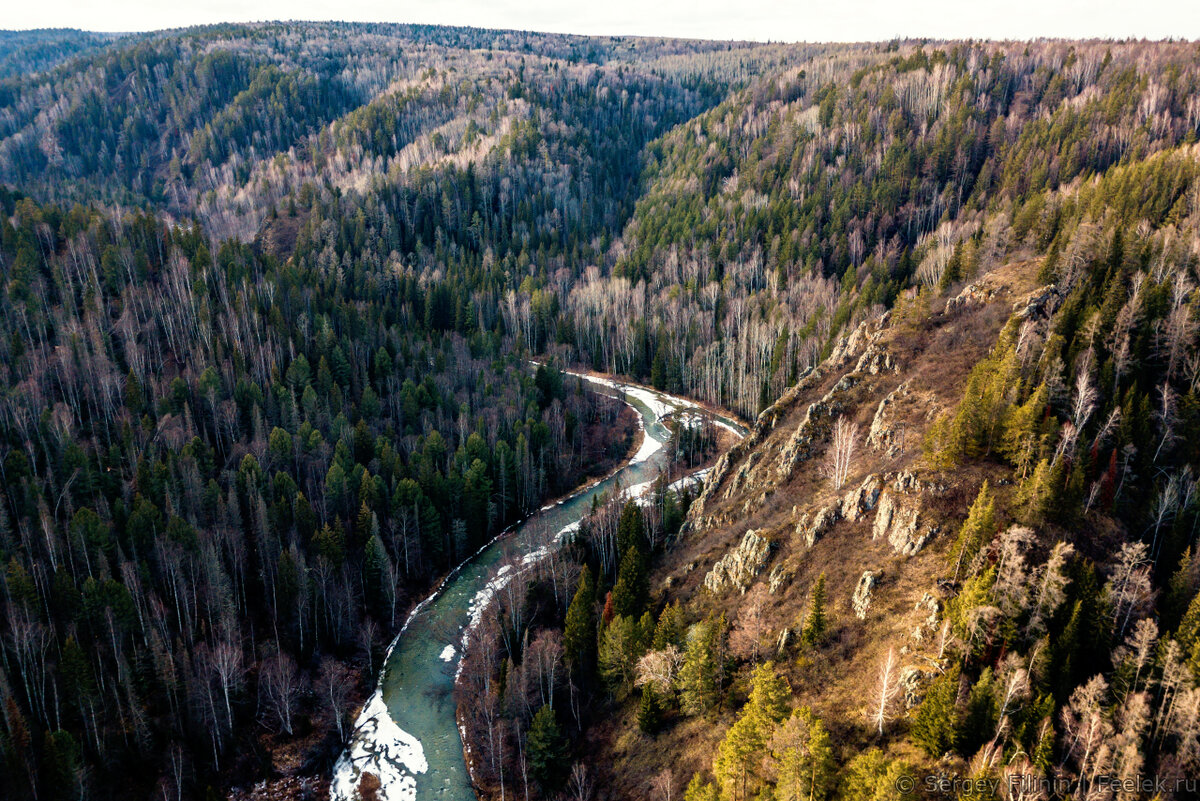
3, 21, 1200, 801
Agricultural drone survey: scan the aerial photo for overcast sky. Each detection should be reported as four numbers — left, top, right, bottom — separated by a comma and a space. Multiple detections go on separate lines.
3, 1, 1199, 42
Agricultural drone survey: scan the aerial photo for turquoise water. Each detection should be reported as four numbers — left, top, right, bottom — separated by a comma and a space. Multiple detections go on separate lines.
332, 376, 745, 801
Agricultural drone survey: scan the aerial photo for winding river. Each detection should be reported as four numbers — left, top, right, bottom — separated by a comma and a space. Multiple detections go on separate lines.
330, 373, 747, 801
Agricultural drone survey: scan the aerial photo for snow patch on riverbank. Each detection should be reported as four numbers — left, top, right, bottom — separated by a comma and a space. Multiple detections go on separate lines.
330, 688, 428, 801
622, 467, 713, 505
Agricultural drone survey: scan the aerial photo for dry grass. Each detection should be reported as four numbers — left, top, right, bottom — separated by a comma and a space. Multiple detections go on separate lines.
584, 260, 1046, 796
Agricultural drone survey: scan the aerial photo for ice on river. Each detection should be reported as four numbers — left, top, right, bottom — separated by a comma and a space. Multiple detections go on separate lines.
330, 688, 428, 801
439, 645, 456, 662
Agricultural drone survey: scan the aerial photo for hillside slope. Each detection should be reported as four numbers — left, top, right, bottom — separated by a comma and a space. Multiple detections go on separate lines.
573, 144, 1200, 800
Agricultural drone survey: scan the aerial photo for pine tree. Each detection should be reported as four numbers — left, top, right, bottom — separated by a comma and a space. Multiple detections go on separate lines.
747, 662, 791, 725
684, 773, 720, 801
770, 707, 835, 801
839, 749, 916, 801
910, 665, 962, 758
800, 573, 828, 647
713, 709, 770, 801
679, 621, 719, 716
714, 664, 790, 801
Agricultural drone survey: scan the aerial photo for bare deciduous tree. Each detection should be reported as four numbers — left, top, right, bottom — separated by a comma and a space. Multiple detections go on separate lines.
318, 656, 353, 742
258, 649, 301, 735
826, 416, 859, 490
650, 768, 675, 801
729, 585, 770, 664
635, 646, 683, 694
867, 647, 901, 736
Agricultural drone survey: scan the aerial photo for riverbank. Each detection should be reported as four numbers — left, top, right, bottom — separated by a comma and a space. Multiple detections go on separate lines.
233, 386, 636, 801
328, 371, 745, 801
453, 374, 747, 801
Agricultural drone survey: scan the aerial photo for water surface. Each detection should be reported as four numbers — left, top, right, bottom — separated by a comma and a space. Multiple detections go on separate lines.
331, 374, 746, 801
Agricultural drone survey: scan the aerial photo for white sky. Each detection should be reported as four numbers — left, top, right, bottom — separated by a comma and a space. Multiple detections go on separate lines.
3, 0, 1199, 42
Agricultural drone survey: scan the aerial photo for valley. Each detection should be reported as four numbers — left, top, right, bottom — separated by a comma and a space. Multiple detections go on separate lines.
1, 22, 1199, 801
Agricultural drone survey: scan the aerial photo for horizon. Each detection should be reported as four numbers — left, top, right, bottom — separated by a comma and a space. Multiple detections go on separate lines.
5, 22, 1200, 45
3, 1, 1200, 44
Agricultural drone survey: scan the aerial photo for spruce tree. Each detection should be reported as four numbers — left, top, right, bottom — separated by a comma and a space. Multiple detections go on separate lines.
612, 543, 649, 619
527, 705, 568, 794
563, 565, 598, 674
800, 573, 828, 646
949, 482, 995, 580
637, 686, 664, 734
910, 665, 962, 758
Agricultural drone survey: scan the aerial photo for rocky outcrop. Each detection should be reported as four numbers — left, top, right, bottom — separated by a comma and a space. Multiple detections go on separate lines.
704, 529, 773, 594
1013, 284, 1062, 320
795, 503, 841, 548
915, 592, 940, 629
872, 492, 929, 555
776, 392, 842, 475
768, 564, 793, 594
840, 474, 883, 522
898, 666, 927, 709
867, 383, 909, 458
852, 571, 878, 619
828, 315, 890, 368
944, 279, 1001, 314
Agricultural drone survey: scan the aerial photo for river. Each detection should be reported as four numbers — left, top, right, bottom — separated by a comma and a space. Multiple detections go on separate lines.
330, 372, 747, 801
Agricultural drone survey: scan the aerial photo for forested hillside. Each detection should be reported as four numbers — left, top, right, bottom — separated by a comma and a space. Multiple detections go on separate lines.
2, 21, 1200, 801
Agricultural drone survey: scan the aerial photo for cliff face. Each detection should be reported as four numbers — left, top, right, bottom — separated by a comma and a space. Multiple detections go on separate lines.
587, 259, 1054, 794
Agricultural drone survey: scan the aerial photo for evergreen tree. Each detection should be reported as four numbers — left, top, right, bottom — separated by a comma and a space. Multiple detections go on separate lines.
40, 730, 80, 801
652, 602, 684, 649
526, 704, 568, 794
637, 686, 664, 734
612, 543, 649, 619
599, 614, 640, 692
839, 749, 915, 801
910, 665, 962, 758
563, 565, 597, 674
713, 664, 790, 801
800, 573, 828, 647
679, 620, 720, 716
685, 773, 720, 801
770, 707, 835, 801
950, 482, 996, 580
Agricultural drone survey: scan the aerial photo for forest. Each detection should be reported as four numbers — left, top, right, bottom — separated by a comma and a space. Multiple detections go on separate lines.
1, 20, 1200, 801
